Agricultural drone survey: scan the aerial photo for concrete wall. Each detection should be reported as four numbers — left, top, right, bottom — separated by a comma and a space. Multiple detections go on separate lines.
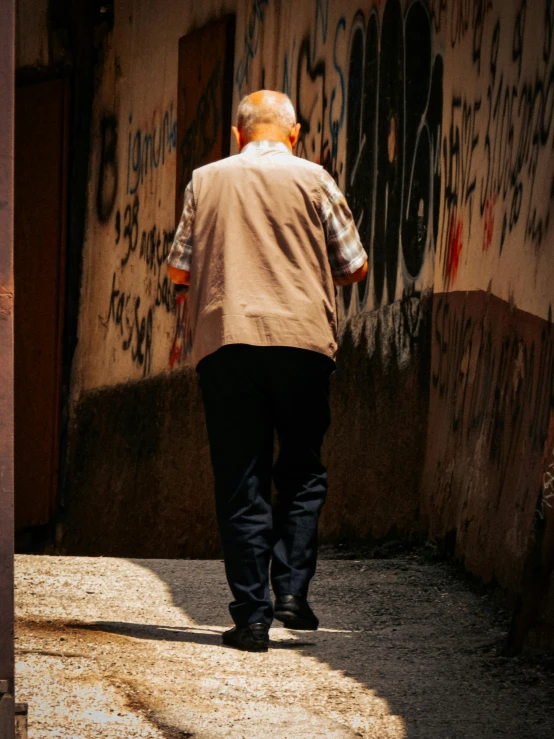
59, 0, 554, 644
420, 0, 554, 638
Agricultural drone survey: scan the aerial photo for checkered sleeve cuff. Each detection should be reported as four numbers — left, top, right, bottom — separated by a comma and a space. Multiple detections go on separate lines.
167, 180, 195, 272
320, 172, 367, 278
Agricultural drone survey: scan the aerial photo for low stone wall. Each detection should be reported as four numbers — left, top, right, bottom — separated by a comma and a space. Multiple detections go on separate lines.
422, 290, 554, 594
61, 367, 217, 558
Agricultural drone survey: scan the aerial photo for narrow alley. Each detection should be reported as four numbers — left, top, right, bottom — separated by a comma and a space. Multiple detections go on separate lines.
15, 552, 554, 738
2, 0, 554, 735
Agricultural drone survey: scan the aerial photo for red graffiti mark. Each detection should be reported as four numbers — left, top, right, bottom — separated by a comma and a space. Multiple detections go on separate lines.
169, 292, 191, 369
445, 214, 463, 286
482, 196, 497, 252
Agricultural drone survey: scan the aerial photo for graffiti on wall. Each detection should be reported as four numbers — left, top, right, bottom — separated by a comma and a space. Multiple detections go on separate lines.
126, 104, 177, 196
103, 271, 154, 377
93, 0, 554, 382
440, 0, 554, 287
273, 0, 443, 316
430, 0, 493, 70
432, 294, 554, 492
236, 0, 270, 97
116, 195, 176, 311
345, 0, 443, 312
96, 106, 181, 378
101, 193, 177, 377
294, 0, 346, 182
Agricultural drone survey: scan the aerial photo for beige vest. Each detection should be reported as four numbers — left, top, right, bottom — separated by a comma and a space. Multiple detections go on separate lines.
188, 146, 338, 367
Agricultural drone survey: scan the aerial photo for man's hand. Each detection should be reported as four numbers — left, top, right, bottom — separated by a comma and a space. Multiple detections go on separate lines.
333, 260, 368, 287
168, 265, 190, 285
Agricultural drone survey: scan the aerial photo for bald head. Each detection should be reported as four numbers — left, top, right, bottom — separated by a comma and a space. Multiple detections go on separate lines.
233, 90, 301, 151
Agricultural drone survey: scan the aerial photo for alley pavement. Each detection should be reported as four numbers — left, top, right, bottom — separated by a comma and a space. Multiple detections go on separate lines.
15, 553, 554, 738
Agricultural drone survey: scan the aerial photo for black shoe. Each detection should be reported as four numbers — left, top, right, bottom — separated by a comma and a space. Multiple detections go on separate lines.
274, 594, 319, 630
222, 623, 269, 652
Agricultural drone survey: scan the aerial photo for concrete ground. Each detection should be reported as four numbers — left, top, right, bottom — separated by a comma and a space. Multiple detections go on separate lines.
15, 552, 554, 739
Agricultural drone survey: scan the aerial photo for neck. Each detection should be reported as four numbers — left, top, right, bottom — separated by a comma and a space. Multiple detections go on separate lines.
243, 126, 291, 151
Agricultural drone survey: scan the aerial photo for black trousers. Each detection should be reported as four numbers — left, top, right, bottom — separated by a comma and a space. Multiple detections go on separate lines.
198, 344, 333, 626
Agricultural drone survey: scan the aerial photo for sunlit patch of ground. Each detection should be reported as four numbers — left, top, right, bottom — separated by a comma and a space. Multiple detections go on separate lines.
15, 555, 554, 738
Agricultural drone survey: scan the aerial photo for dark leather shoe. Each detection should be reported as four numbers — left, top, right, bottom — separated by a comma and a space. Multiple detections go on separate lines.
222, 623, 269, 652
274, 594, 319, 630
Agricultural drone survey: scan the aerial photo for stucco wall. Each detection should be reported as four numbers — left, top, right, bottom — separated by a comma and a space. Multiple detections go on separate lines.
73, 0, 233, 390
434, 0, 553, 316
421, 0, 554, 594
62, 0, 554, 643
420, 0, 554, 647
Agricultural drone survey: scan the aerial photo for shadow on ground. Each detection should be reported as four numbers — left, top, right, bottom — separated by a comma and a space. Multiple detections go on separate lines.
83, 555, 554, 738
72, 621, 318, 650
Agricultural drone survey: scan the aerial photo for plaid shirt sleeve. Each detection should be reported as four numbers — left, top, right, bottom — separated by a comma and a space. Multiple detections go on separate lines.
167, 180, 195, 272
319, 171, 367, 278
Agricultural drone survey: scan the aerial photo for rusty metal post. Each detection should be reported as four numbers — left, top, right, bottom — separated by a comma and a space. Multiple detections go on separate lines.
0, 0, 15, 736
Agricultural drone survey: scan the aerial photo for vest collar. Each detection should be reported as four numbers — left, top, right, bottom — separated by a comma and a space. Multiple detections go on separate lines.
241, 140, 292, 156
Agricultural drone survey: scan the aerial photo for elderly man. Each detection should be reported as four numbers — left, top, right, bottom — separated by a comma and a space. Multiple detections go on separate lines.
167, 90, 367, 652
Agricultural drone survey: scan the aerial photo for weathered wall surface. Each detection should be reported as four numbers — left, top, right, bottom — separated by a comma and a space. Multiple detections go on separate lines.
73, 0, 233, 389
420, 0, 554, 648
421, 0, 554, 597
423, 292, 553, 585
433, 0, 554, 314
62, 368, 218, 558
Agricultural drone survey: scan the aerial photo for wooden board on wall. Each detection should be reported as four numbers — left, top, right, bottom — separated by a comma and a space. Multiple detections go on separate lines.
14, 78, 68, 529
175, 16, 236, 225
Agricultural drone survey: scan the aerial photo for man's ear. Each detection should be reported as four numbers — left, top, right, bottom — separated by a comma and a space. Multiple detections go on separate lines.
232, 126, 243, 151
289, 122, 302, 149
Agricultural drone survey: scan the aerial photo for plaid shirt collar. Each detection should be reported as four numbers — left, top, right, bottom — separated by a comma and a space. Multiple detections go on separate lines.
241, 140, 292, 156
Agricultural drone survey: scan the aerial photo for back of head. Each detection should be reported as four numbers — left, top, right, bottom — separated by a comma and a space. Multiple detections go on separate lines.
236, 90, 297, 141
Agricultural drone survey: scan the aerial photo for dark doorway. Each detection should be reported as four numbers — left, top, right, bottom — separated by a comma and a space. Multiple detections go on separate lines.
175, 15, 236, 224
14, 78, 69, 530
